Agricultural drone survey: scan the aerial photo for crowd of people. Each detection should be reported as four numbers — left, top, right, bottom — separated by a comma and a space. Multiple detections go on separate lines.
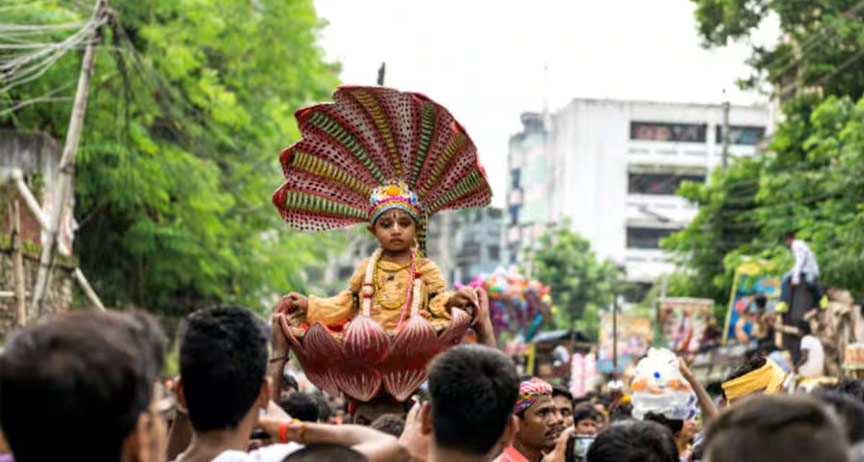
1, 303, 863, 462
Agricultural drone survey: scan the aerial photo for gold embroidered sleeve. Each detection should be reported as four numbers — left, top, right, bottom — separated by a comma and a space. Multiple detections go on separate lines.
419, 259, 452, 322
306, 259, 368, 326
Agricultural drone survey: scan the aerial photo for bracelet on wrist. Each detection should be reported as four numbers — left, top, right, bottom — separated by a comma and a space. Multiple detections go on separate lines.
278, 420, 307, 444
279, 422, 289, 444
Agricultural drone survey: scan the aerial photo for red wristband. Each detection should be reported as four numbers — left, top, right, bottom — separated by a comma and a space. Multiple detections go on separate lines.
279, 422, 289, 444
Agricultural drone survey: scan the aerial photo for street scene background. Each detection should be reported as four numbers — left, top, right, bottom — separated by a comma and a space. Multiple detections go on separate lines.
1, 0, 864, 385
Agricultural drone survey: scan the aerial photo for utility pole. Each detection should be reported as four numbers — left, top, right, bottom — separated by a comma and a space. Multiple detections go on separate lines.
377, 62, 386, 86
721, 99, 731, 171
31, 0, 106, 314
612, 295, 619, 372
11, 201, 26, 326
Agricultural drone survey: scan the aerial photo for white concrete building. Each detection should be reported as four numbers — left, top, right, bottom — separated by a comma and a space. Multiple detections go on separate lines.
508, 99, 769, 287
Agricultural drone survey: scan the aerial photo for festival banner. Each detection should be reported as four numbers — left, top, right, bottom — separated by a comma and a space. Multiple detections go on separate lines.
658, 297, 714, 353
597, 314, 653, 373
722, 260, 781, 345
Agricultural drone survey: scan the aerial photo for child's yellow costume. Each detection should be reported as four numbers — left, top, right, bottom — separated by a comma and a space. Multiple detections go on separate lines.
272, 86, 492, 402
307, 255, 454, 332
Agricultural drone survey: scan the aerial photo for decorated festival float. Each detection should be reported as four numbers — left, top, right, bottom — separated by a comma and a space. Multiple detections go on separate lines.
649, 260, 864, 391
462, 269, 595, 383
270, 86, 492, 406
460, 269, 553, 343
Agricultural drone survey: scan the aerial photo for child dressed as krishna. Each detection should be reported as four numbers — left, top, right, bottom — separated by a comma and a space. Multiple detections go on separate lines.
281, 179, 479, 334
271, 86, 493, 403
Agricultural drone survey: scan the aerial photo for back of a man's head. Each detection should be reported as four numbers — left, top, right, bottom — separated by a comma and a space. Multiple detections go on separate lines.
281, 392, 321, 422
644, 412, 684, 435
427, 344, 519, 455
0, 311, 164, 462
180, 305, 268, 431
587, 420, 678, 462
282, 443, 368, 462
705, 395, 848, 462
814, 390, 864, 444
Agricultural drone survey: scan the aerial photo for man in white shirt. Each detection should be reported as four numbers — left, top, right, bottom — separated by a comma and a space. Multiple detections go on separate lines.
170, 306, 302, 462
796, 320, 825, 379
777, 232, 826, 314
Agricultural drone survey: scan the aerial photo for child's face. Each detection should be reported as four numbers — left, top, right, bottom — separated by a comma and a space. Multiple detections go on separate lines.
370, 209, 417, 253
574, 418, 598, 436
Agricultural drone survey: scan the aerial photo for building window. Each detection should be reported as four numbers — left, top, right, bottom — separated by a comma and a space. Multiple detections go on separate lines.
715, 125, 765, 146
630, 122, 707, 143
509, 244, 520, 264
488, 245, 500, 261
508, 205, 520, 226
626, 227, 681, 249
511, 169, 521, 190
628, 172, 706, 195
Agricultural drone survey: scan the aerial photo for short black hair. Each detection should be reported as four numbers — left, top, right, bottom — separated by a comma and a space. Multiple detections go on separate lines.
586, 420, 678, 462
704, 395, 847, 462
282, 443, 368, 462
427, 345, 519, 455
821, 379, 864, 402
573, 395, 592, 406
280, 392, 321, 422
705, 381, 724, 396
644, 412, 684, 435
785, 231, 796, 240
552, 385, 573, 401
180, 305, 268, 431
608, 401, 633, 422
573, 404, 602, 424
813, 390, 864, 444
0, 311, 164, 462
370, 413, 406, 437
315, 394, 331, 422
691, 441, 706, 461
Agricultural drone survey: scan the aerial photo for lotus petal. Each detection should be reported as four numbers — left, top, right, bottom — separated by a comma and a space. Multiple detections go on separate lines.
438, 308, 471, 349
381, 316, 439, 400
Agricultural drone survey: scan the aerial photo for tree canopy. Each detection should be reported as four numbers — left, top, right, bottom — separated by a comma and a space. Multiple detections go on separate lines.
530, 226, 621, 338
692, 0, 864, 100
664, 95, 864, 302
1, 0, 342, 315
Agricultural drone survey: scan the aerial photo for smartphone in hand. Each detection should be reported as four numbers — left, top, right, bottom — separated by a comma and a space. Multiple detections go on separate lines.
565, 434, 595, 462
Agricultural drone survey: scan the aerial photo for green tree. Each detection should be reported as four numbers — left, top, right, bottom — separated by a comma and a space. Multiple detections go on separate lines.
1, 0, 342, 315
661, 158, 764, 304
692, 0, 864, 100
665, 95, 864, 302
530, 227, 620, 339
746, 95, 864, 296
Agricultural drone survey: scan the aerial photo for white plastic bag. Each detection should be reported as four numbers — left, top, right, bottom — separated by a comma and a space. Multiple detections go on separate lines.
630, 348, 697, 420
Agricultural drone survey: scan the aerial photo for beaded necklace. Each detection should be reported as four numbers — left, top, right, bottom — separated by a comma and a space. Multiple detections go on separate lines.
360, 248, 422, 332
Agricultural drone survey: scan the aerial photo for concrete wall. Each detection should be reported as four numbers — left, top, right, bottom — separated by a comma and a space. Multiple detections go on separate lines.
0, 130, 73, 338
0, 253, 74, 339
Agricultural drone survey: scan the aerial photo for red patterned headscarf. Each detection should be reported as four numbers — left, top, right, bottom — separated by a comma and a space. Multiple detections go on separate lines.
514, 377, 553, 414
